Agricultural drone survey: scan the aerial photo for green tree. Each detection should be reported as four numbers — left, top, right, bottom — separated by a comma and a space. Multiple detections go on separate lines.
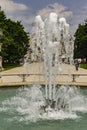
0, 9, 29, 66
74, 20, 87, 58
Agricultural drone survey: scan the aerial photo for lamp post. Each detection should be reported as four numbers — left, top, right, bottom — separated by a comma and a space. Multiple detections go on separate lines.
0, 29, 3, 71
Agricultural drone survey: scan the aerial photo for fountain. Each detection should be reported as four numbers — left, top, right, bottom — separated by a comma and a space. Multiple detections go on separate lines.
29, 12, 75, 112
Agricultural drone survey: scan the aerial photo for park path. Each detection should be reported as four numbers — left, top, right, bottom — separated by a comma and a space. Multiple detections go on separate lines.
0, 62, 87, 86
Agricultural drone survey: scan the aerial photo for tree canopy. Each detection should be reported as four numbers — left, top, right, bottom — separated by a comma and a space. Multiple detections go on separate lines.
0, 9, 29, 66
74, 20, 87, 59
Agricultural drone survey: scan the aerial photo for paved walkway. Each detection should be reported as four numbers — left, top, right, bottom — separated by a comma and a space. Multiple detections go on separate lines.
0, 62, 87, 87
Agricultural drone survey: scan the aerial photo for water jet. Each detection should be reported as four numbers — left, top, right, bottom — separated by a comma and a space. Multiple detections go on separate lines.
29, 12, 75, 113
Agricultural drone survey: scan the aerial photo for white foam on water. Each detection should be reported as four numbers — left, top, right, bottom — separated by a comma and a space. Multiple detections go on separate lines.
0, 85, 87, 122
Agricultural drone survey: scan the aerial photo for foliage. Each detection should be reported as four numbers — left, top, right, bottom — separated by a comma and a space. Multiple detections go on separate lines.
74, 20, 87, 59
0, 9, 29, 66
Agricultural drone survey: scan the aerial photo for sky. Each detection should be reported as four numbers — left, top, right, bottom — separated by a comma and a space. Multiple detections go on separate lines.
0, 0, 87, 34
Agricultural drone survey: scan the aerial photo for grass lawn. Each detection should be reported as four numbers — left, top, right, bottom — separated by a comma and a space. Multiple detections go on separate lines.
79, 63, 87, 69
3, 64, 20, 71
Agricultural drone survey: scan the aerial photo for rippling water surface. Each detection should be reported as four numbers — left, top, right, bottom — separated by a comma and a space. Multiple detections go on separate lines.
0, 86, 87, 130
